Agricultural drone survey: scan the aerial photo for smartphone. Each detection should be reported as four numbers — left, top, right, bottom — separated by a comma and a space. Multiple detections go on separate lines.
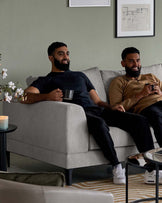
151, 84, 155, 91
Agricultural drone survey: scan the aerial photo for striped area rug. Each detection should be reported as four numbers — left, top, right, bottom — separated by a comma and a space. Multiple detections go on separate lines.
68, 173, 162, 202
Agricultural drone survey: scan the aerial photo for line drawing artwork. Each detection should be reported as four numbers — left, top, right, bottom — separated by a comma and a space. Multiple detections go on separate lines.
121, 4, 150, 32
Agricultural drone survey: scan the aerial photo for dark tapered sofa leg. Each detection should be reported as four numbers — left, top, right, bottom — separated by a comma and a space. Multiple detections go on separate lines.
65, 169, 73, 186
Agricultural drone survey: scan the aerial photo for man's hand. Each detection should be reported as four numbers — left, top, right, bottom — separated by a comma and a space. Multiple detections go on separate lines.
142, 84, 153, 96
47, 89, 63, 101
21, 92, 39, 104
21, 88, 63, 104
137, 83, 162, 99
111, 104, 125, 112
151, 84, 162, 95
136, 83, 155, 99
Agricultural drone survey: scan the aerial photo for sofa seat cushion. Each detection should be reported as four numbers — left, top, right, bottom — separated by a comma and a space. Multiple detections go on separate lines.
89, 127, 157, 150
89, 127, 134, 150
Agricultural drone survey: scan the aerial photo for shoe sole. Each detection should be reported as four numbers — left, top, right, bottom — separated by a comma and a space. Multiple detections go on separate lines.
114, 182, 126, 185
144, 181, 155, 184
113, 179, 126, 184
144, 180, 162, 185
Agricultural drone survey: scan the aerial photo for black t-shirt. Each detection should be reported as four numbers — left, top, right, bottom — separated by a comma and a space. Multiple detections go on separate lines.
30, 70, 97, 108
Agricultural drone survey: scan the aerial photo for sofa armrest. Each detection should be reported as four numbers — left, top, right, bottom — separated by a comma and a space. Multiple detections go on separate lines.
3, 101, 89, 153
0, 178, 114, 203
44, 187, 114, 203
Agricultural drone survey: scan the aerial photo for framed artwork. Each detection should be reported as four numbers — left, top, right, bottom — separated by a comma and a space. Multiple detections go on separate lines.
69, 0, 111, 7
115, 0, 155, 38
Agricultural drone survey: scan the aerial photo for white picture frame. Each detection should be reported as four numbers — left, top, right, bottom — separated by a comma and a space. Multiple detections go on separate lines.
115, 0, 155, 38
69, 0, 111, 7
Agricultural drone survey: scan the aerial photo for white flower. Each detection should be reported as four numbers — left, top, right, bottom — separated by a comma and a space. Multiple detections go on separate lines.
2, 68, 7, 79
15, 88, 24, 96
8, 81, 16, 90
2, 68, 7, 73
4, 92, 12, 103
0, 58, 23, 103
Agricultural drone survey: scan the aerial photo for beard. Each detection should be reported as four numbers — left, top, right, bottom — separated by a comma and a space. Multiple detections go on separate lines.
54, 57, 70, 71
125, 66, 141, 78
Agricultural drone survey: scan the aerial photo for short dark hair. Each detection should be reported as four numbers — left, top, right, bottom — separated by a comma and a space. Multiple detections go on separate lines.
121, 47, 140, 60
47, 42, 67, 56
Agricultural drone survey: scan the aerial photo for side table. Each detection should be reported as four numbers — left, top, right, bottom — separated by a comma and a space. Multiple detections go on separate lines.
126, 153, 146, 203
126, 149, 162, 203
144, 148, 162, 203
0, 124, 17, 171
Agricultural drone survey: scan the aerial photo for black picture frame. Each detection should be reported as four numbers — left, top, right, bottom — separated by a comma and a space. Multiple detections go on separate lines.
69, 0, 111, 7
115, 0, 155, 38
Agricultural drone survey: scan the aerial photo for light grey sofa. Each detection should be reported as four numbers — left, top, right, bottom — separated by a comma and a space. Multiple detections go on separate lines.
3, 63, 162, 185
0, 178, 114, 203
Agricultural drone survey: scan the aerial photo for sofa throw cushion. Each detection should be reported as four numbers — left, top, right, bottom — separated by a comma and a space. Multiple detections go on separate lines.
82, 67, 107, 102
0, 172, 65, 187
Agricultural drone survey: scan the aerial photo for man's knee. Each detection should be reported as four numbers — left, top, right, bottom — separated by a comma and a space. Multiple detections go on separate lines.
87, 117, 109, 133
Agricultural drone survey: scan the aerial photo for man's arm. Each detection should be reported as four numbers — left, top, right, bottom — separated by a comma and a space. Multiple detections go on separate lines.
22, 86, 63, 104
109, 75, 162, 112
89, 89, 125, 112
109, 78, 150, 111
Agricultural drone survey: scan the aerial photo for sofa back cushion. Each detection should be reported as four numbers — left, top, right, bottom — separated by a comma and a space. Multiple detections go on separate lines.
141, 63, 162, 80
26, 76, 38, 86
82, 67, 107, 102
100, 70, 125, 101
26, 64, 162, 102
100, 63, 162, 102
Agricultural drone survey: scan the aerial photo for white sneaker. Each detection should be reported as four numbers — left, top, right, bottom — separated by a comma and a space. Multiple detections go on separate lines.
144, 170, 162, 184
113, 164, 126, 184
